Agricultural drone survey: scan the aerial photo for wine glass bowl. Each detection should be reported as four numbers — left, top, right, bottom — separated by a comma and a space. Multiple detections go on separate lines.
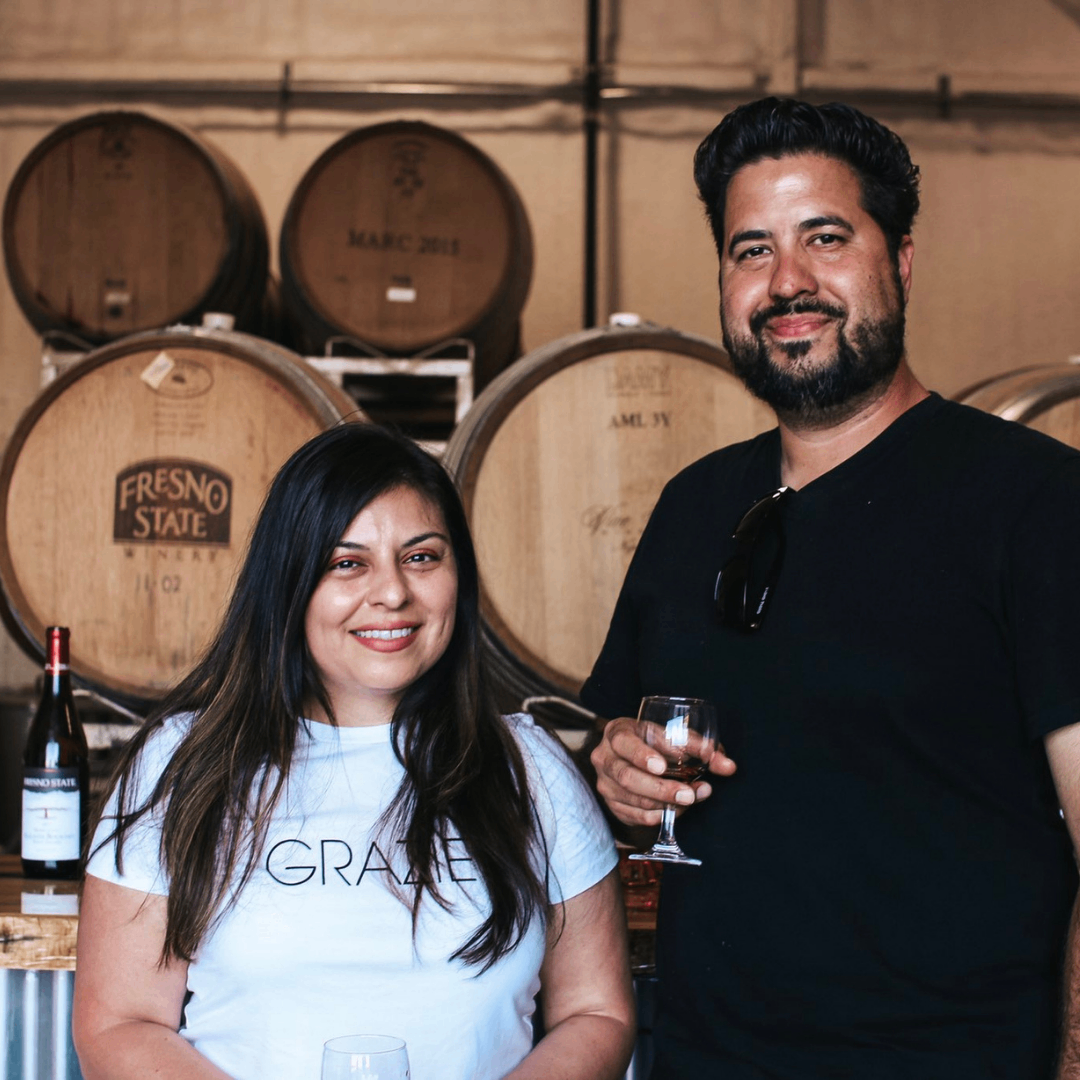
629, 695, 718, 867
639, 717, 716, 782
321, 1034, 410, 1079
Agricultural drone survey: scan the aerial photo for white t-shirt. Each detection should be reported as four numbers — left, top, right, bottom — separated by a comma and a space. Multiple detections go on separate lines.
86, 712, 616, 1080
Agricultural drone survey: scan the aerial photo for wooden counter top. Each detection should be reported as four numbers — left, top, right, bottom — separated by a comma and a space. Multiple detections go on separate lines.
625, 906, 658, 932
0, 853, 78, 971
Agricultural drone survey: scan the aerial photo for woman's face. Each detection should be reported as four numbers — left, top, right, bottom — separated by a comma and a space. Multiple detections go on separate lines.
304, 485, 458, 726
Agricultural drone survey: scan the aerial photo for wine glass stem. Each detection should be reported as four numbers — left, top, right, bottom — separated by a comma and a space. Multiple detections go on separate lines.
656, 805, 679, 849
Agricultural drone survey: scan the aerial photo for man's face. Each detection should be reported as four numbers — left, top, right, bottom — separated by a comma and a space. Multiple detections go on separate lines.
718, 153, 914, 423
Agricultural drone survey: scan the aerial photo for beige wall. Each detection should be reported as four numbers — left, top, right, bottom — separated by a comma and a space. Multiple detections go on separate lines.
1, 0, 1080, 688
806, 0, 1080, 94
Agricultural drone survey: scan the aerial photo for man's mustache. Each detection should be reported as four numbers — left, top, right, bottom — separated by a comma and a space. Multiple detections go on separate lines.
749, 299, 847, 336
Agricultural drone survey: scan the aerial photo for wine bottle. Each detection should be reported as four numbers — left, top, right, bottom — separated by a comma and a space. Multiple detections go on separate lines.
21, 626, 89, 879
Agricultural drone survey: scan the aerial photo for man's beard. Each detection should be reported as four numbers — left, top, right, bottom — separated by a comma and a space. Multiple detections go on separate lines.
721, 287, 907, 425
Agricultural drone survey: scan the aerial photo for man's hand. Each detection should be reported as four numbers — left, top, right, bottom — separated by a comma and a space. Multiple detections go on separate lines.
590, 716, 736, 828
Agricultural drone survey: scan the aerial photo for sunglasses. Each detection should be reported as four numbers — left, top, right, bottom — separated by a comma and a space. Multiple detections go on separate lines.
713, 487, 791, 632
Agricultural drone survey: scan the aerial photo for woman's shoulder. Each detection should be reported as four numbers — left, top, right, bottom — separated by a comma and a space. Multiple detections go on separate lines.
501, 712, 571, 768
141, 709, 197, 749
502, 713, 617, 898
501, 713, 594, 803
85, 711, 199, 892
123, 710, 199, 783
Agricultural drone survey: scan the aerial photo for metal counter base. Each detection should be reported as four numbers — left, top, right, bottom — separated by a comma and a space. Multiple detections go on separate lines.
0, 856, 80, 1080
1, 970, 79, 1080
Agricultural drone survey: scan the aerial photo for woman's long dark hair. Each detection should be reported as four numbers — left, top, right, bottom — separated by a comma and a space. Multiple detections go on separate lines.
96, 422, 547, 970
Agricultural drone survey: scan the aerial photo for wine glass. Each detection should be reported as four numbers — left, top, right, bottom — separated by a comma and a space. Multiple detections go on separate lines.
628, 695, 718, 867
321, 1035, 411, 1079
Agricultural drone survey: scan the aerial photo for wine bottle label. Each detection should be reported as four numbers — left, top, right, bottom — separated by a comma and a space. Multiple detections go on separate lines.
21, 891, 80, 916
22, 768, 81, 861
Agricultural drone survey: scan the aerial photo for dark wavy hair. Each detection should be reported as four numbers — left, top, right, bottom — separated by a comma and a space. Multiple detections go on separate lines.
694, 96, 921, 263
96, 422, 546, 970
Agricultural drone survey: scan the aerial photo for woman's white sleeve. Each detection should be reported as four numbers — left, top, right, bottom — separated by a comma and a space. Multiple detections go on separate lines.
510, 714, 618, 904
84, 717, 189, 896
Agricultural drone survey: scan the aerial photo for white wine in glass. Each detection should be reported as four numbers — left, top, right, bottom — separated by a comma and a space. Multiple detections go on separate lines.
321, 1034, 410, 1079
628, 695, 718, 867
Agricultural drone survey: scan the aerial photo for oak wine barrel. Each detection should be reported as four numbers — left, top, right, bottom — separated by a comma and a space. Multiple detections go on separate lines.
3, 111, 272, 344
0, 327, 360, 712
442, 323, 775, 716
955, 363, 1080, 450
279, 121, 532, 393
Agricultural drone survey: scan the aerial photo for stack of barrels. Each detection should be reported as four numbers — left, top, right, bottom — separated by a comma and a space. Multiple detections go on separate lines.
4, 109, 1079, 725
3, 112, 533, 376
0, 110, 537, 714
0, 109, 780, 729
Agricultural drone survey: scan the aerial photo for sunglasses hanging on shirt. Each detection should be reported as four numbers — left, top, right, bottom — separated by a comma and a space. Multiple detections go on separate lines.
713, 487, 791, 632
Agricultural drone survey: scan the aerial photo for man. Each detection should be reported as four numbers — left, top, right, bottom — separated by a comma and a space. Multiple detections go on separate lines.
585, 97, 1080, 1078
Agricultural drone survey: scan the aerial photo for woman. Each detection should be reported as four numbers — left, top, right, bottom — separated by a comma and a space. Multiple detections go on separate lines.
72, 422, 634, 1080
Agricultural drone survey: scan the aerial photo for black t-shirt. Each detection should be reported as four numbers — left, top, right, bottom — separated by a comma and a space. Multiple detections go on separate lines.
581, 394, 1080, 1079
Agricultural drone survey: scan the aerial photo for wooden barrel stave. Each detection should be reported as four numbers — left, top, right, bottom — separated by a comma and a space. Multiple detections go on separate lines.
279, 121, 532, 392
3, 111, 271, 343
444, 324, 775, 711
0, 327, 359, 711
956, 364, 1080, 449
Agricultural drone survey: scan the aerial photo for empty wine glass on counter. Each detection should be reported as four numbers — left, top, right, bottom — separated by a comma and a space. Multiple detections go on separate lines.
629, 695, 718, 867
321, 1034, 410, 1079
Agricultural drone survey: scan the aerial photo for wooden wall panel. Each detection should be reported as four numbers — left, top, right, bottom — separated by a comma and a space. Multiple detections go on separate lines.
597, 110, 721, 337
611, 0, 799, 90
805, 0, 1080, 92
0, 0, 585, 83
902, 121, 1080, 393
